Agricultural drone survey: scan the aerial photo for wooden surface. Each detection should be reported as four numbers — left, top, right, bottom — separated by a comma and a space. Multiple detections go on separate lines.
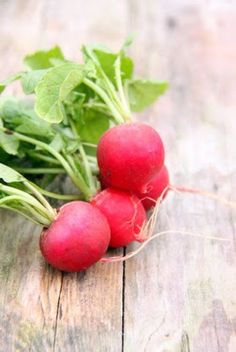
0, 0, 236, 351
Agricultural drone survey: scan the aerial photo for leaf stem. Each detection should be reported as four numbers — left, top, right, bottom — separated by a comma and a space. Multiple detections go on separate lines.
78, 144, 96, 193
0, 126, 92, 200
0, 184, 53, 223
36, 188, 81, 201
0, 204, 49, 226
24, 180, 56, 218
21, 202, 52, 226
15, 167, 65, 174
68, 118, 96, 194
27, 151, 61, 165
83, 46, 130, 122
83, 78, 124, 124
114, 56, 131, 121
82, 142, 97, 148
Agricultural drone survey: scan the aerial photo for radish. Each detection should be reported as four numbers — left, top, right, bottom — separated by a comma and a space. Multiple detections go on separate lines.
40, 201, 111, 272
136, 165, 170, 210
97, 123, 165, 193
91, 188, 147, 248
0, 164, 111, 272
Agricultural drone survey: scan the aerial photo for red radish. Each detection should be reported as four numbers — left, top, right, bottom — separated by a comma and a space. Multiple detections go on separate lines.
91, 188, 147, 248
97, 123, 165, 193
40, 201, 111, 272
136, 165, 170, 210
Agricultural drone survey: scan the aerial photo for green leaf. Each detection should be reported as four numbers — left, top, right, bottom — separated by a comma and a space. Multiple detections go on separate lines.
0, 97, 53, 138
0, 73, 23, 94
0, 131, 19, 155
35, 63, 85, 123
83, 45, 133, 84
95, 50, 133, 82
21, 69, 48, 94
0, 96, 22, 120
24, 46, 65, 70
128, 79, 169, 112
15, 119, 53, 138
76, 109, 110, 144
0, 163, 25, 183
0, 97, 32, 121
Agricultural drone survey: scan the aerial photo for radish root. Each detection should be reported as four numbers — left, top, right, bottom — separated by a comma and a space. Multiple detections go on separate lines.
100, 229, 230, 263
170, 184, 236, 208
101, 184, 234, 264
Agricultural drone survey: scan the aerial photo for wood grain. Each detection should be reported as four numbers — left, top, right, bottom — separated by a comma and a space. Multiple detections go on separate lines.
0, 1, 125, 351
124, 1, 236, 351
0, 0, 236, 351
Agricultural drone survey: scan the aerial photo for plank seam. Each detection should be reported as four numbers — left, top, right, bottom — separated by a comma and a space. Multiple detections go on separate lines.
53, 272, 64, 352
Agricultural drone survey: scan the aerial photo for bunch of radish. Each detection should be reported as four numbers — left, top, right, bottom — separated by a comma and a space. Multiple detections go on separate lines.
1, 40, 232, 273
0, 122, 169, 273
0, 39, 171, 273
92, 123, 169, 247
0, 121, 169, 273
41, 122, 170, 271
41, 121, 170, 271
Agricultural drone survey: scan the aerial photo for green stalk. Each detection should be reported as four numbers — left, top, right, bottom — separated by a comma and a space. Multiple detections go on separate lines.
83, 78, 124, 124
83, 46, 125, 118
27, 151, 60, 165
36, 189, 81, 201
0, 126, 92, 200
24, 181, 56, 219
0, 183, 54, 223
15, 167, 65, 174
83, 102, 110, 111
22, 202, 52, 226
31, 181, 81, 201
82, 142, 97, 148
0, 195, 51, 226
62, 152, 92, 199
68, 118, 96, 194
63, 153, 80, 174
0, 204, 49, 226
114, 56, 131, 121
78, 145, 96, 193
83, 46, 130, 122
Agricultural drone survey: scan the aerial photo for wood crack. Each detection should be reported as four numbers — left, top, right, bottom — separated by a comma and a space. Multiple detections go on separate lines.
53, 272, 64, 352
144, 316, 165, 352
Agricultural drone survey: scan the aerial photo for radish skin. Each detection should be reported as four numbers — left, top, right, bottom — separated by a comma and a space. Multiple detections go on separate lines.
91, 188, 147, 248
136, 165, 170, 210
97, 123, 165, 193
40, 201, 111, 272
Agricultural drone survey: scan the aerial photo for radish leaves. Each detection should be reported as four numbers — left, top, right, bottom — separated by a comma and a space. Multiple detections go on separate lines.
0, 163, 25, 183
128, 79, 169, 112
35, 63, 85, 123
24, 46, 65, 70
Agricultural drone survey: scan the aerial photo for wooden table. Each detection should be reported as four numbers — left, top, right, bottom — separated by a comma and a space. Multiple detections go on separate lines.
0, 1, 236, 351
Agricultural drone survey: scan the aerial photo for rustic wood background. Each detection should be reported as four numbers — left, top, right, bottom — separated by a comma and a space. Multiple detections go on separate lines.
0, 0, 236, 351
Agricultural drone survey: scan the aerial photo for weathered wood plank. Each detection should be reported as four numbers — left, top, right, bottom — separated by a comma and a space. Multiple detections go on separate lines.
0, 0, 127, 351
124, 1, 236, 351
1, 0, 236, 351
0, 211, 123, 352
0, 212, 62, 351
